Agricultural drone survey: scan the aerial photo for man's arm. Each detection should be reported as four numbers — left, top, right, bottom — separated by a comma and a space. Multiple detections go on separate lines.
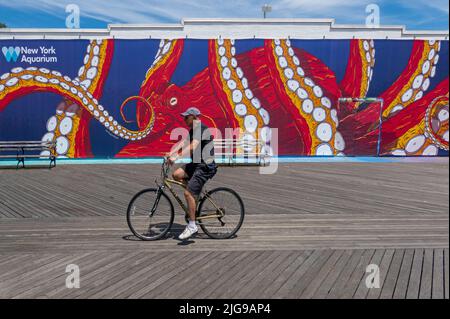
167, 138, 200, 163
167, 138, 186, 158
179, 139, 200, 158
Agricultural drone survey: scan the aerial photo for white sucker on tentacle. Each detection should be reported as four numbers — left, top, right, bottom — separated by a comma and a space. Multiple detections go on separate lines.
387, 40, 441, 117
361, 39, 376, 95
273, 39, 346, 156
216, 38, 273, 156
75, 39, 105, 90
39, 39, 111, 157
388, 41, 445, 156
391, 95, 449, 156
141, 39, 174, 86
0, 67, 155, 143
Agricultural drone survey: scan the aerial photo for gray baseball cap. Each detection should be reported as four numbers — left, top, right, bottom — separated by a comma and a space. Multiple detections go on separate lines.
180, 107, 201, 117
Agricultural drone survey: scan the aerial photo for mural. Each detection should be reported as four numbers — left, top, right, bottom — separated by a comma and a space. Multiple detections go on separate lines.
0, 39, 448, 158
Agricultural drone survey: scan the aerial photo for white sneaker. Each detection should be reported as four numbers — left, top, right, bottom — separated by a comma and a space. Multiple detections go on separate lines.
179, 225, 198, 240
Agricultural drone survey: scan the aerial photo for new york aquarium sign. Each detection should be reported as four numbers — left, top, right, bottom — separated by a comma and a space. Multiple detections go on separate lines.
2, 45, 58, 64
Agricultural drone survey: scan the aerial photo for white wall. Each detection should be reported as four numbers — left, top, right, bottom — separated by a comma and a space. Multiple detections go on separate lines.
0, 18, 448, 40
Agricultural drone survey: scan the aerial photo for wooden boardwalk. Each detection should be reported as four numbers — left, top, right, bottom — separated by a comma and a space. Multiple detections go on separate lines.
0, 160, 448, 298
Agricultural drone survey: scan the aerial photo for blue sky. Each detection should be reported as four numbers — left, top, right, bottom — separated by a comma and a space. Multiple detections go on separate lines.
0, 0, 448, 30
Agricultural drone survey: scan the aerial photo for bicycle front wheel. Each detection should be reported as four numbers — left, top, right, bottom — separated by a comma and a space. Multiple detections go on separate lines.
197, 187, 245, 239
127, 188, 174, 240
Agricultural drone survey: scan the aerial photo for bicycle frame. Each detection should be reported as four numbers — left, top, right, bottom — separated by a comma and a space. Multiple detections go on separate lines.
153, 158, 225, 222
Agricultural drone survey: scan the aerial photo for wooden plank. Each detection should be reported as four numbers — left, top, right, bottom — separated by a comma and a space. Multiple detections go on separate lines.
393, 249, 415, 299
352, 249, 384, 299
366, 249, 395, 299
235, 251, 292, 298
45, 252, 129, 298
156, 251, 231, 299
213, 251, 276, 298
289, 250, 334, 297
272, 250, 324, 298
340, 249, 375, 299
419, 249, 434, 299
0, 256, 61, 288
326, 249, 365, 299
1, 161, 449, 220
0, 255, 67, 286
125, 252, 212, 298
380, 249, 405, 299
312, 250, 353, 299
0, 161, 448, 298
300, 250, 346, 298
12, 252, 111, 298
0, 254, 33, 269
406, 249, 424, 299
4, 253, 91, 298
99, 252, 191, 299
216, 251, 282, 298
445, 249, 449, 299
67, 252, 152, 298
432, 249, 444, 299
274, 250, 322, 298
174, 251, 237, 299
195, 251, 264, 299
258, 251, 311, 299
84, 252, 173, 298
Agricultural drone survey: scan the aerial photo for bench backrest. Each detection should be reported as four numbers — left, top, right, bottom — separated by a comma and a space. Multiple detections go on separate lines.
0, 141, 56, 151
213, 138, 267, 165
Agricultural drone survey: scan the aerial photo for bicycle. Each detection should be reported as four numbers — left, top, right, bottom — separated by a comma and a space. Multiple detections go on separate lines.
126, 157, 245, 240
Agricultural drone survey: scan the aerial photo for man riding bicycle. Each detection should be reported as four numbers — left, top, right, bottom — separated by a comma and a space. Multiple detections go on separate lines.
166, 107, 218, 240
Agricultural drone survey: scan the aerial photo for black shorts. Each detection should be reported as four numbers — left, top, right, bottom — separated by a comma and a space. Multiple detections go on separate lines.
183, 162, 218, 196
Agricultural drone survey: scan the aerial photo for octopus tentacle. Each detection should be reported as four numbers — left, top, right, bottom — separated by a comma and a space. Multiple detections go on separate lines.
0, 68, 155, 143
114, 39, 186, 158
348, 79, 448, 155
135, 39, 184, 129
264, 39, 343, 155
424, 95, 449, 150
389, 94, 449, 155
211, 39, 271, 154
120, 95, 155, 127
340, 39, 376, 114
383, 40, 441, 118
75, 39, 114, 96
141, 39, 179, 87
41, 101, 81, 158
339, 40, 443, 154
37, 39, 114, 158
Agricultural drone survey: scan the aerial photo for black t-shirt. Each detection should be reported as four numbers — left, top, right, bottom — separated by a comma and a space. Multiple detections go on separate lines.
188, 122, 215, 165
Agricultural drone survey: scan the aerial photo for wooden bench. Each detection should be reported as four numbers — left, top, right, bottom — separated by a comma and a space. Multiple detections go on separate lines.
214, 138, 269, 166
0, 141, 56, 169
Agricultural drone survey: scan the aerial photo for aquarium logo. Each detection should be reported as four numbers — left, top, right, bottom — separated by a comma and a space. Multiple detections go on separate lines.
2, 46, 21, 62
1, 46, 58, 64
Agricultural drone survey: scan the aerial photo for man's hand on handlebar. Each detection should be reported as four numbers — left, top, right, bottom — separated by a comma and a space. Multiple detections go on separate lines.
165, 154, 177, 166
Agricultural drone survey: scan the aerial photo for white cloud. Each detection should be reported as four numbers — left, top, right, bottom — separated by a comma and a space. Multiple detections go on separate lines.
397, 0, 449, 14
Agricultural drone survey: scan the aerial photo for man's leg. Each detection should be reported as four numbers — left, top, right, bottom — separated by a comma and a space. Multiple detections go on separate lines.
178, 167, 206, 240
184, 189, 197, 222
172, 167, 188, 182
179, 188, 199, 240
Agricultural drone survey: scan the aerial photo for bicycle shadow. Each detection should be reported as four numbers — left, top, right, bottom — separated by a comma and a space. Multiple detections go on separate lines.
123, 222, 238, 245
122, 222, 205, 245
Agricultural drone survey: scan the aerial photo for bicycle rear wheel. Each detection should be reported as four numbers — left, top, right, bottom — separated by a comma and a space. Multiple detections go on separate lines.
127, 188, 174, 240
197, 187, 245, 239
